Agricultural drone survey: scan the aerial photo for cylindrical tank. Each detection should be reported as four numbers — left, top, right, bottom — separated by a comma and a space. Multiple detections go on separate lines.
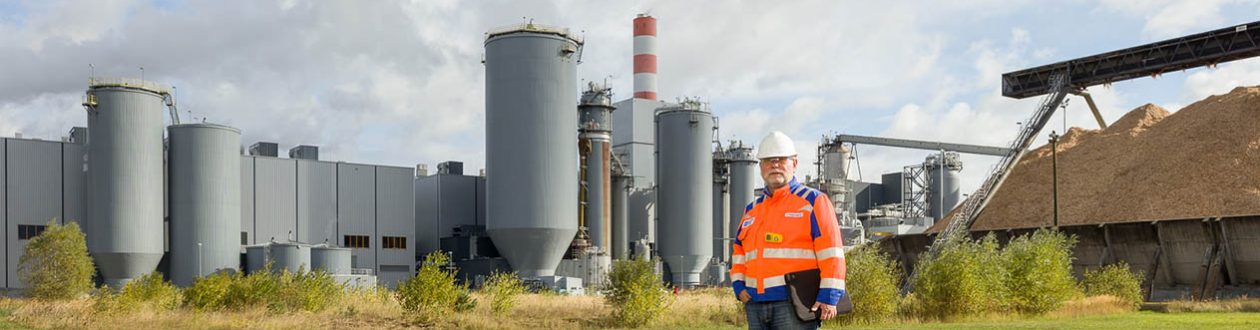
655, 100, 714, 287
269, 242, 312, 274
726, 141, 757, 243
245, 245, 267, 274
85, 79, 167, 287
926, 152, 963, 220
311, 245, 352, 275
168, 123, 242, 287
822, 143, 852, 181
611, 173, 631, 259
579, 83, 615, 254
484, 24, 583, 277
711, 150, 729, 263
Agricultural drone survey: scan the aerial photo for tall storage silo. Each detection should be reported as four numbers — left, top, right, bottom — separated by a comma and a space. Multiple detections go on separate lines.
83, 79, 167, 287
610, 172, 631, 259
578, 83, 615, 254
726, 142, 756, 244
925, 151, 962, 221
711, 149, 729, 263
168, 123, 241, 287
655, 100, 713, 287
484, 24, 583, 277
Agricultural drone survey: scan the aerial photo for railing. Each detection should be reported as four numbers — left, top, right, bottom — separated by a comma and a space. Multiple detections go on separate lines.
87, 77, 170, 94
485, 22, 583, 43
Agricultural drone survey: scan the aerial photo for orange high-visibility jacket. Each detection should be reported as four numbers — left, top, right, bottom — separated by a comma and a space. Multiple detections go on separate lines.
731, 178, 847, 305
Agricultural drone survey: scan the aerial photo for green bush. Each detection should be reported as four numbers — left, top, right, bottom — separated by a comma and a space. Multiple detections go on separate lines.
183, 271, 235, 310
18, 219, 95, 300
910, 233, 1008, 320
96, 271, 181, 313
1002, 229, 1079, 314
1083, 262, 1144, 310
183, 265, 342, 313
397, 251, 473, 324
269, 269, 343, 312
833, 244, 901, 325
603, 258, 671, 328
483, 270, 527, 315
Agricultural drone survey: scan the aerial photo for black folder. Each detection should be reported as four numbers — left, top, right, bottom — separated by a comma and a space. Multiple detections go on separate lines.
784, 269, 854, 322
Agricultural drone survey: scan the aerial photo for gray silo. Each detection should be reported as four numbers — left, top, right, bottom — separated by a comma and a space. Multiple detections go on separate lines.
925, 151, 962, 220
311, 245, 352, 275
483, 24, 583, 277
269, 242, 312, 274
168, 123, 242, 287
610, 172, 632, 259
579, 82, 615, 254
655, 100, 714, 287
726, 142, 757, 246
712, 149, 729, 263
83, 79, 167, 287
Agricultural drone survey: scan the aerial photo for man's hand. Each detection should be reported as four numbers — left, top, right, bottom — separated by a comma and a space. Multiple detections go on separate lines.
738, 290, 751, 303
811, 302, 837, 320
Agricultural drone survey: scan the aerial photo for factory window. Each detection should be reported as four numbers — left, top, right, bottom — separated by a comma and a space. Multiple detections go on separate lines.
18, 225, 47, 240
383, 236, 407, 249
344, 235, 370, 249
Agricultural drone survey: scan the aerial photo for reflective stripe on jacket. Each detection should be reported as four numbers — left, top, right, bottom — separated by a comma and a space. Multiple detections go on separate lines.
730, 177, 847, 305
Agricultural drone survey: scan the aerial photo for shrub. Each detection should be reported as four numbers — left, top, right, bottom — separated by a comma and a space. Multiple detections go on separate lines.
910, 233, 1008, 320
483, 270, 527, 315
96, 271, 181, 313
18, 219, 95, 300
397, 251, 472, 324
183, 265, 342, 313
269, 269, 343, 312
1002, 229, 1079, 314
604, 258, 671, 327
184, 271, 235, 310
1082, 262, 1144, 310
833, 244, 901, 325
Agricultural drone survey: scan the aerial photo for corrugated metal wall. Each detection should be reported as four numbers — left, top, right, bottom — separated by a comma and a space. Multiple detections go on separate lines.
6, 139, 63, 288
414, 174, 485, 259
254, 157, 297, 242
414, 175, 438, 258
63, 143, 87, 225
240, 157, 255, 245
337, 163, 376, 270
375, 166, 414, 288
297, 160, 336, 244
1, 139, 7, 287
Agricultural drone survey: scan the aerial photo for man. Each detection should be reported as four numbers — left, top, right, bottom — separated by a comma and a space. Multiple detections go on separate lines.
731, 131, 847, 329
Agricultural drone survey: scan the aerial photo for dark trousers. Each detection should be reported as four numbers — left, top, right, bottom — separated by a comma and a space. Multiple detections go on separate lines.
744, 300, 821, 330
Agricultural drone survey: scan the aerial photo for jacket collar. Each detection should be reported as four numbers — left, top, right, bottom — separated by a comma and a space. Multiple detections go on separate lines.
762, 177, 801, 198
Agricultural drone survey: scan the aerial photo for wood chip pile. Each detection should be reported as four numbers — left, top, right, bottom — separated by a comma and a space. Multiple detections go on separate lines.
934, 86, 1260, 231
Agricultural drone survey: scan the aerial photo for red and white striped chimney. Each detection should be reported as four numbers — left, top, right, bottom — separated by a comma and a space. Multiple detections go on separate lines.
633, 14, 657, 100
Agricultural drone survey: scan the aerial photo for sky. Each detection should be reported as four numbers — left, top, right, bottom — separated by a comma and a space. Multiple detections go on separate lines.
2, 0, 1260, 194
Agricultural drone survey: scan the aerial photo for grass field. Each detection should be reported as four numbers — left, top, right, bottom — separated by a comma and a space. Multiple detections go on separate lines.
0, 289, 1256, 329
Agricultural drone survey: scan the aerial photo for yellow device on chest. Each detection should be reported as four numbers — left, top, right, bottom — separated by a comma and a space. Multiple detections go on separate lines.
765, 232, 784, 243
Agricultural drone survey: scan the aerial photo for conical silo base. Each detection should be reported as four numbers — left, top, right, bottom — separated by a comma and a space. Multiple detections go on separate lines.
92, 252, 163, 288
664, 255, 709, 288
488, 227, 576, 277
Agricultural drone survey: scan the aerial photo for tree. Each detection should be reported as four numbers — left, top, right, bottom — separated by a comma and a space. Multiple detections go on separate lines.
19, 219, 95, 300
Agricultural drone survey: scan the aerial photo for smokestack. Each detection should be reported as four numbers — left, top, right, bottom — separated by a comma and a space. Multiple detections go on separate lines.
633, 14, 657, 100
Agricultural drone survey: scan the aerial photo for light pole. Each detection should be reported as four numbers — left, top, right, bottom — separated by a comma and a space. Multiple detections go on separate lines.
197, 242, 203, 277
1049, 131, 1060, 229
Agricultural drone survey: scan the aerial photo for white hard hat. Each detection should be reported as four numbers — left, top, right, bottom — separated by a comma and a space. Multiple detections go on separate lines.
756, 131, 797, 159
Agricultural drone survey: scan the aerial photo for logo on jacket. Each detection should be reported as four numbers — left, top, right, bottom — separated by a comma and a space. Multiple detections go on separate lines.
765, 232, 783, 243
784, 212, 804, 218
741, 218, 755, 228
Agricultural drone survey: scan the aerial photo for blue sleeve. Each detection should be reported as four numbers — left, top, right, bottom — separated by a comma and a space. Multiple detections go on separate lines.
816, 288, 844, 306
733, 280, 747, 298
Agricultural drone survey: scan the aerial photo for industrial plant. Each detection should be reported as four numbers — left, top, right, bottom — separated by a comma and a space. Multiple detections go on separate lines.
1, 10, 1259, 306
